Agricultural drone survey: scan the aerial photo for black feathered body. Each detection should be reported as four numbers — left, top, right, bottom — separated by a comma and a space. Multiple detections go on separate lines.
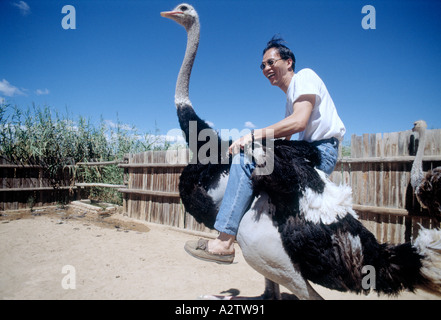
277, 213, 425, 295
417, 167, 441, 220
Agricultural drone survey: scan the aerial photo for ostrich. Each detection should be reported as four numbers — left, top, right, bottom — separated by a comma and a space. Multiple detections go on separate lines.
411, 120, 441, 219
161, 3, 441, 299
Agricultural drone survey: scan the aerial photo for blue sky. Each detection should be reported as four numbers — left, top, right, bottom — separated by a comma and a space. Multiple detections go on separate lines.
1, 0, 441, 143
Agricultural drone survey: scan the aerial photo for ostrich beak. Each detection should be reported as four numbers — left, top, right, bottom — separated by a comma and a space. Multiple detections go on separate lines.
160, 11, 183, 18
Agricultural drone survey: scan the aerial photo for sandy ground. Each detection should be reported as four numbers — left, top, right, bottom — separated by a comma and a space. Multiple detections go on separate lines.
0, 207, 439, 300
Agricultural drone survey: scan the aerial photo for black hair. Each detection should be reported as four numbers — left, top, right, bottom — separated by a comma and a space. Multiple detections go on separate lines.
263, 36, 296, 72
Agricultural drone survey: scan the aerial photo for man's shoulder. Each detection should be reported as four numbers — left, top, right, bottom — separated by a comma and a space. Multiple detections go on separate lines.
295, 68, 323, 84
296, 68, 319, 78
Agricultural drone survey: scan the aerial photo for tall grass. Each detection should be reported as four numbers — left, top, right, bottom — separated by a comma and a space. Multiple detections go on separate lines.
0, 103, 170, 205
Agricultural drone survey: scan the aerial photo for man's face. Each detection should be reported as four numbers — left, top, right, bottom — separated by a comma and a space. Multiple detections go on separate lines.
261, 48, 292, 87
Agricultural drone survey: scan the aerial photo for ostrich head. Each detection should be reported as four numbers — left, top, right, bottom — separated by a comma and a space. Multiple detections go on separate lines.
161, 3, 199, 30
412, 120, 427, 134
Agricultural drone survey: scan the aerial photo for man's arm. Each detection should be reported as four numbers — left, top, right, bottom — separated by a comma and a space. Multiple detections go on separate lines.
262, 94, 315, 139
229, 94, 315, 154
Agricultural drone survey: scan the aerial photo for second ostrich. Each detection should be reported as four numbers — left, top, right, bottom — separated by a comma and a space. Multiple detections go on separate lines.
410, 120, 441, 219
161, 3, 441, 299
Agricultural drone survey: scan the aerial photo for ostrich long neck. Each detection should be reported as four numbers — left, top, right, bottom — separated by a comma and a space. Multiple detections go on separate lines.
411, 128, 426, 188
174, 18, 223, 163
175, 20, 200, 107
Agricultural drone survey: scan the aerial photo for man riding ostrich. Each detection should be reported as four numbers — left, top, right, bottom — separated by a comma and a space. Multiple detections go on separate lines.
161, 3, 441, 299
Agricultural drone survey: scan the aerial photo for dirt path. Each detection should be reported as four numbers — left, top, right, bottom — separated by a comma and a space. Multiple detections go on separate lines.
0, 208, 439, 300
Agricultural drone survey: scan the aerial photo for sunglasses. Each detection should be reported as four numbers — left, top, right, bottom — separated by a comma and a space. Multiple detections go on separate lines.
260, 58, 283, 70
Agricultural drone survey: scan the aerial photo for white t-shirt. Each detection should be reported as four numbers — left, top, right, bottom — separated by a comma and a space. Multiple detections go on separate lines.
285, 68, 346, 142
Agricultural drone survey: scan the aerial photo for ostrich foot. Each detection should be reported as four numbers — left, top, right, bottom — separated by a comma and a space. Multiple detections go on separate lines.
198, 278, 299, 300
198, 292, 298, 300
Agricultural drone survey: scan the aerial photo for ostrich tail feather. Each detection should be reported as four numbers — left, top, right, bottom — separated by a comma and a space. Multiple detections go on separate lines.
413, 226, 441, 296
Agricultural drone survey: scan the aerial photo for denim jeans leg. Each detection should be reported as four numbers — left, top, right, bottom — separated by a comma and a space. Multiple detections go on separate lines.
314, 139, 339, 175
214, 153, 256, 236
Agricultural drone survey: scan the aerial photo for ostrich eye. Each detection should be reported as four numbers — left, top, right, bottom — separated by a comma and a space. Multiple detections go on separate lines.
180, 5, 188, 11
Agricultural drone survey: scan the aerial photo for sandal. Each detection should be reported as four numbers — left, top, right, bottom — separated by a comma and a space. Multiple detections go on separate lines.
184, 239, 235, 265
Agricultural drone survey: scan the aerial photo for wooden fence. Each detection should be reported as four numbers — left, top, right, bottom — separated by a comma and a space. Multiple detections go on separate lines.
117, 149, 213, 232
2, 127, 440, 243
0, 158, 75, 210
330, 128, 441, 243
0, 159, 121, 211
121, 128, 441, 243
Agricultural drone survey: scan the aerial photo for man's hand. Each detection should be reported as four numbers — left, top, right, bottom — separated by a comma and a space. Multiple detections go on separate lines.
229, 133, 252, 155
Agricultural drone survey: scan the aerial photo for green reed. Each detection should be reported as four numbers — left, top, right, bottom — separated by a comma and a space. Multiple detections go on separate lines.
0, 103, 170, 205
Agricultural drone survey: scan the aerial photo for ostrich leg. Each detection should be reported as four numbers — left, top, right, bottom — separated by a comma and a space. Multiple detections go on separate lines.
261, 278, 281, 299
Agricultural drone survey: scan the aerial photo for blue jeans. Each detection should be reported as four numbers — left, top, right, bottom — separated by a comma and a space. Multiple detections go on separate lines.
311, 137, 339, 175
214, 138, 339, 236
